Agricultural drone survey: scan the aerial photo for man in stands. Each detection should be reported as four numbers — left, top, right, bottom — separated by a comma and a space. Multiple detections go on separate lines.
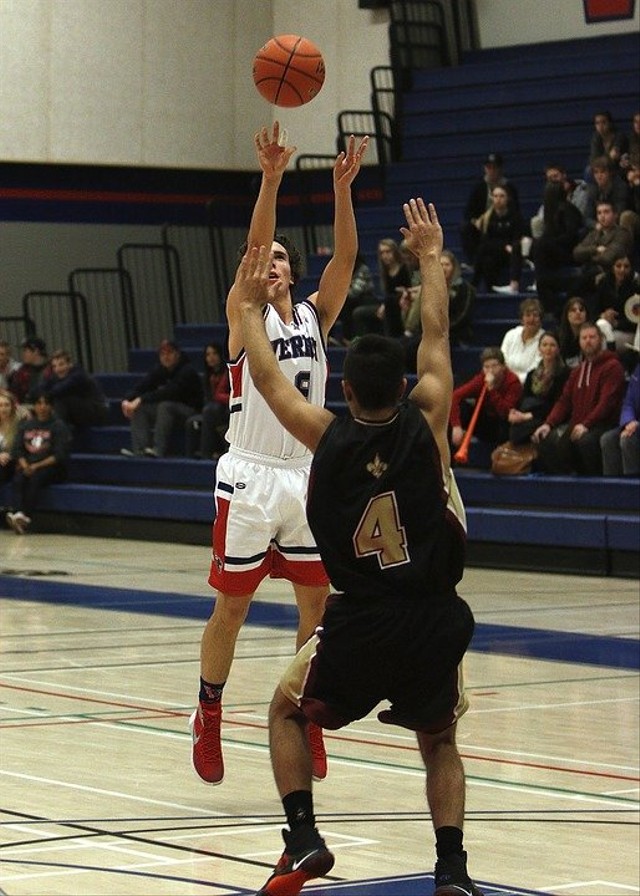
571, 200, 633, 315
120, 339, 202, 457
460, 152, 520, 267
532, 321, 625, 475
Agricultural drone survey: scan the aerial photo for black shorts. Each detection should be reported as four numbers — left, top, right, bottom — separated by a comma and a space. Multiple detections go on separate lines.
279, 592, 475, 735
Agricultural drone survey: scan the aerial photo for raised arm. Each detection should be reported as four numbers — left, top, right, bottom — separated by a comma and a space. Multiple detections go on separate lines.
237, 246, 334, 453
227, 122, 297, 356
312, 135, 369, 339
400, 199, 452, 464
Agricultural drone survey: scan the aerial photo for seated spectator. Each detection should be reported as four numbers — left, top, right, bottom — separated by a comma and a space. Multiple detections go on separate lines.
352, 238, 411, 338
584, 156, 630, 228
571, 200, 633, 314
532, 322, 625, 475
594, 254, 640, 358
442, 249, 476, 347
472, 185, 525, 294
0, 388, 20, 491
5, 390, 71, 534
508, 332, 569, 444
332, 252, 378, 344
624, 112, 640, 169
621, 160, 640, 250
530, 181, 584, 317
120, 339, 202, 458
0, 340, 21, 391
531, 164, 590, 237
450, 346, 523, 456
460, 151, 520, 265
600, 362, 639, 477
557, 296, 610, 367
587, 112, 628, 177
185, 342, 230, 460
41, 349, 108, 428
500, 297, 546, 384
8, 336, 51, 406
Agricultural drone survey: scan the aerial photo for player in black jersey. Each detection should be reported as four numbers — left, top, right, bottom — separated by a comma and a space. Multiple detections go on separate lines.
237, 199, 483, 896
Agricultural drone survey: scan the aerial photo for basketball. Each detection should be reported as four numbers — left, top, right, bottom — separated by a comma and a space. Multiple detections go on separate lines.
253, 34, 325, 108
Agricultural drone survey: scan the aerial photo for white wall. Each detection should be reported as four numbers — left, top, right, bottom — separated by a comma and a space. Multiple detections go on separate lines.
476, 0, 639, 47
0, 0, 390, 168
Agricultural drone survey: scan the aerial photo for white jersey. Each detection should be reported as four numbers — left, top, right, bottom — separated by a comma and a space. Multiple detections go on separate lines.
227, 300, 328, 460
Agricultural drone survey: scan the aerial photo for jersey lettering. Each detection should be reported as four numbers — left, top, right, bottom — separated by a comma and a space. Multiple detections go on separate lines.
353, 491, 410, 569
271, 335, 318, 361
295, 371, 311, 398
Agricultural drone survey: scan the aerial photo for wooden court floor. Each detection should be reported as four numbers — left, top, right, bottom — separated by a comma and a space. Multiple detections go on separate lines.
0, 532, 638, 896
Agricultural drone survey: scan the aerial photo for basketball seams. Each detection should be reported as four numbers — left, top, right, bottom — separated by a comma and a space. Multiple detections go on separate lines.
253, 34, 325, 107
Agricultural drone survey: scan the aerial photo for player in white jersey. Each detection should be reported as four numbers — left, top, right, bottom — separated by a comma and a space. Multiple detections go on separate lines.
190, 121, 368, 786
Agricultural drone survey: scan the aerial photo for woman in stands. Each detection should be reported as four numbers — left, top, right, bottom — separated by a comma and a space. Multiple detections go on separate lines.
508, 331, 569, 445
530, 181, 584, 318
186, 342, 231, 460
594, 253, 640, 359
5, 390, 71, 534
472, 185, 525, 293
0, 388, 20, 491
352, 238, 411, 338
558, 296, 610, 368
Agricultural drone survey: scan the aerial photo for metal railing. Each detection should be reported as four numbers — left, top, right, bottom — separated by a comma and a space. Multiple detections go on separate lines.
68, 268, 137, 371
22, 291, 92, 371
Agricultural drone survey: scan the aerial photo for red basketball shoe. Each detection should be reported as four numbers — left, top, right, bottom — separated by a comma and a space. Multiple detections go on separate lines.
189, 701, 224, 785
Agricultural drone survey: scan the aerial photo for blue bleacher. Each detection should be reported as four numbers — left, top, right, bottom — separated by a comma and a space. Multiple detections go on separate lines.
6, 33, 637, 577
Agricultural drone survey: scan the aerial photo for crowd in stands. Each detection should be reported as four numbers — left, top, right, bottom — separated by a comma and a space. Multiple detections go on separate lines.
1, 111, 638, 524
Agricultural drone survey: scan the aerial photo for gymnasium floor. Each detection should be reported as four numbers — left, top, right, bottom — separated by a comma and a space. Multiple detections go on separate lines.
0, 531, 638, 896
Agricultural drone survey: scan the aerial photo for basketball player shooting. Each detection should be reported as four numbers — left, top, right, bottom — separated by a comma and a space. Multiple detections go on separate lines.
190, 121, 368, 789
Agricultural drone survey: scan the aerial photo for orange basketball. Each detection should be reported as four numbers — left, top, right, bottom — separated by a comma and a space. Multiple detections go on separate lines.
253, 34, 325, 108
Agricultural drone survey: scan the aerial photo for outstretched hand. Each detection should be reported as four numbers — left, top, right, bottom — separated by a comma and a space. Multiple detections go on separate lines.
254, 121, 297, 179
235, 245, 271, 308
333, 134, 369, 190
399, 198, 443, 258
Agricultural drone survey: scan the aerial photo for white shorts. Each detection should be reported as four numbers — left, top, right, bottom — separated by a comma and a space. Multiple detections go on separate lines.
209, 448, 329, 596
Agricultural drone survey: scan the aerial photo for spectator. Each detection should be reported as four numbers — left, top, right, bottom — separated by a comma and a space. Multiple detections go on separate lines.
557, 296, 610, 367
472, 185, 525, 294
624, 111, 640, 169
594, 254, 640, 357
8, 336, 51, 406
120, 339, 202, 457
442, 249, 476, 347
352, 238, 411, 338
621, 160, 640, 249
0, 388, 20, 490
450, 346, 523, 455
5, 390, 71, 534
508, 331, 569, 445
400, 249, 476, 374
530, 181, 584, 317
41, 349, 108, 428
0, 340, 21, 391
332, 252, 378, 344
530, 164, 589, 237
600, 362, 639, 477
557, 297, 591, 367
460, 151, 520, 265
572, 200, 633, 312
500, 297, 546, 384
588, 112, 628, 174
584, 156, 630, 227
185, 342, 230, 460
532, 322, 626, 475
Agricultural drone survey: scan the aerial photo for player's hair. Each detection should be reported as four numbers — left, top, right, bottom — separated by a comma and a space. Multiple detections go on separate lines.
343, 335, 405, 411
236, 233, 303, 290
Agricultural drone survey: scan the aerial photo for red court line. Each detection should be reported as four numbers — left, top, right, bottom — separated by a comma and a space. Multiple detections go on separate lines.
3, 682, 637, 783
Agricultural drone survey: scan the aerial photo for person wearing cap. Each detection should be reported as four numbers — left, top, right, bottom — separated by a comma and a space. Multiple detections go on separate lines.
460, 152, 520, 267
8, 337, 52, 406
120, 339, 202, 457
